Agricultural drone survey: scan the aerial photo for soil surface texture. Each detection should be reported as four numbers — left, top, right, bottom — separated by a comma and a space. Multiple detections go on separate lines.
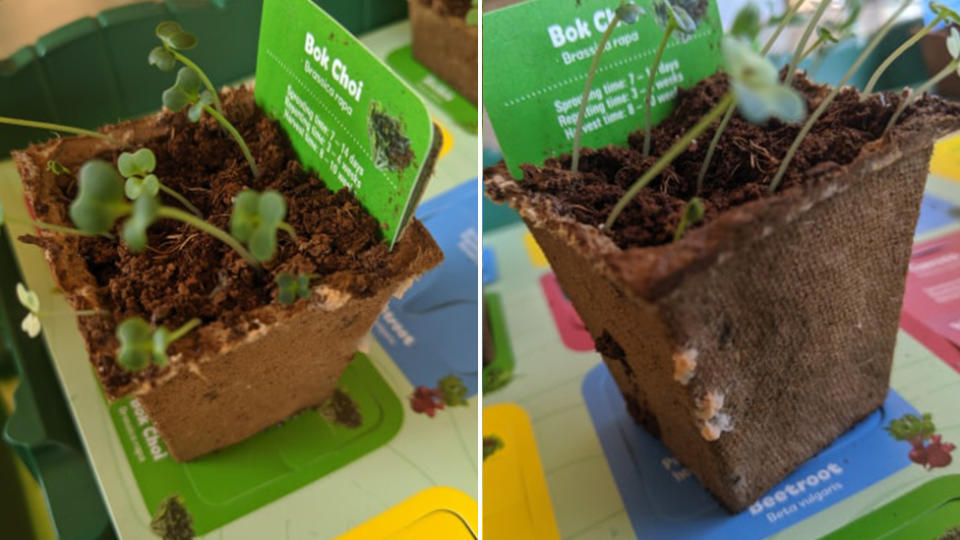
22, 87, 411, 395
487, 72, 960, 249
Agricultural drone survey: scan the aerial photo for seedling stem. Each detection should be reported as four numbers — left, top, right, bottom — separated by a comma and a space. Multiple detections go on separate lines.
768, 0, 912, 193
863, 3, 960, 97
643, 26, 675, 157
0, 117, 120, 145
168, 318, 202, 343
695, 1, 806, 191
204, 105, 260, 178
169, 52, 224, 114
157, 183, 202, 217
156, 206, 259, 266
884, 59, 960, 134
571, 11, 623, 173
607, 93, 735, 229
784, 0, 831, 86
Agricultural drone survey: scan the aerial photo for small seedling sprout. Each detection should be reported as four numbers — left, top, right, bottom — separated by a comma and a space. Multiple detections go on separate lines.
606, 37, 804, 229
117, 316, 201, 371
47, 160, 71, 175
783, 0, 831, 86
163, 67, 260, 177
884, 27, 960, 135
643, 0, 703, 157
118, 148, 202, 217
863, 2, 960, 97
0, 117, 121, 145
230, 189, 297, 263
768, 0, 913, 193
149, 22, 224, 115
15, 282, 101, 339
674, 197, 704, 241
70, 160, 261, 266
275, 273, 314, 305
570, 1, 644, 173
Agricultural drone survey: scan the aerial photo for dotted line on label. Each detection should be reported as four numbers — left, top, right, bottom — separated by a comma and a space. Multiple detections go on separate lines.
265, 49, 398, 190
502, 28, 713, 108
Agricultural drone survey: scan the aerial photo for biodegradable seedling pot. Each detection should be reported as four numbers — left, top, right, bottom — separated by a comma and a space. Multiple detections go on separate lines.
485, 74, 960, 511
408, 0, 478, 105
12, 87, 443, 462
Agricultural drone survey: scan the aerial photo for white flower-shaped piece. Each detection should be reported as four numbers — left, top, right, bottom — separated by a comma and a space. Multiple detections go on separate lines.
723, 37, 806, 124
948, 27, 960, 65
16, 283, 41, 338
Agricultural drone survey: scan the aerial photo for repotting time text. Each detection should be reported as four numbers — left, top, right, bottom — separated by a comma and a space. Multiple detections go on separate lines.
304, 32, 365, 109
483, 0, 722, 176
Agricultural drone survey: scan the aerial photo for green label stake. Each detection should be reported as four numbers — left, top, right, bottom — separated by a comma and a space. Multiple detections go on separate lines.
483, 0, 723, 177
255, 0, 437, 247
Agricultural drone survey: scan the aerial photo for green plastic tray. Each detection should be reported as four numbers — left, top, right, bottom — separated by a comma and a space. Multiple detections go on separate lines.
0, 229, 114, 540
0, 0, 407, 156
0, 1, 408, 538
823, 475, 960, 539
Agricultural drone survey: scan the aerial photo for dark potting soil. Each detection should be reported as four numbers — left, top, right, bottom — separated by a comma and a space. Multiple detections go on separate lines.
23, 87, 400, 395
490, 72, 960, 249
420, 0, 474, 18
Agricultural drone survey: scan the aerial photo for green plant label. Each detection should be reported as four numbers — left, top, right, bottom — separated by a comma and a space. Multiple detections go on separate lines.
483, 0, 723, 177
255, 0, 437, 248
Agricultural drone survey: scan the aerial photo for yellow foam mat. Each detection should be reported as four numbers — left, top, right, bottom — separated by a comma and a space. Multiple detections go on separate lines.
523, 233, 549, 267
335, 486, 477, 539
931, 136, 960, 181
483, 404, 560, 540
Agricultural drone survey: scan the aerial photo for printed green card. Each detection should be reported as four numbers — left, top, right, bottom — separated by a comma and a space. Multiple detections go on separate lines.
255, 0, 437, 247
483, 0, 723, 177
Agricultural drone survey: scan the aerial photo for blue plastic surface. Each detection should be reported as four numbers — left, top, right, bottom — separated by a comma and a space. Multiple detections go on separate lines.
482, 247, 498, 285
373, 180, 479, 396
916, 193, 958, 235
582, 363, 918, 540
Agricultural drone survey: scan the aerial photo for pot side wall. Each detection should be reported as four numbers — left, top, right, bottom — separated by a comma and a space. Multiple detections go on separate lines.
408, 0, 479, 105
523, 143, 933, 511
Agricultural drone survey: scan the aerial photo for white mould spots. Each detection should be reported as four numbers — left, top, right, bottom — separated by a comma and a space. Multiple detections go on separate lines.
313, 286, 352, 311
695, 391, 733, 442
673, 348, 698, 385
694, 390, 724, 420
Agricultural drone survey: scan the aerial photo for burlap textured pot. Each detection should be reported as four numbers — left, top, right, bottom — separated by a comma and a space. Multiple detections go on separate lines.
485, 103, 960, 511
409, 0, 478, 105
13, 90, 443, 462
